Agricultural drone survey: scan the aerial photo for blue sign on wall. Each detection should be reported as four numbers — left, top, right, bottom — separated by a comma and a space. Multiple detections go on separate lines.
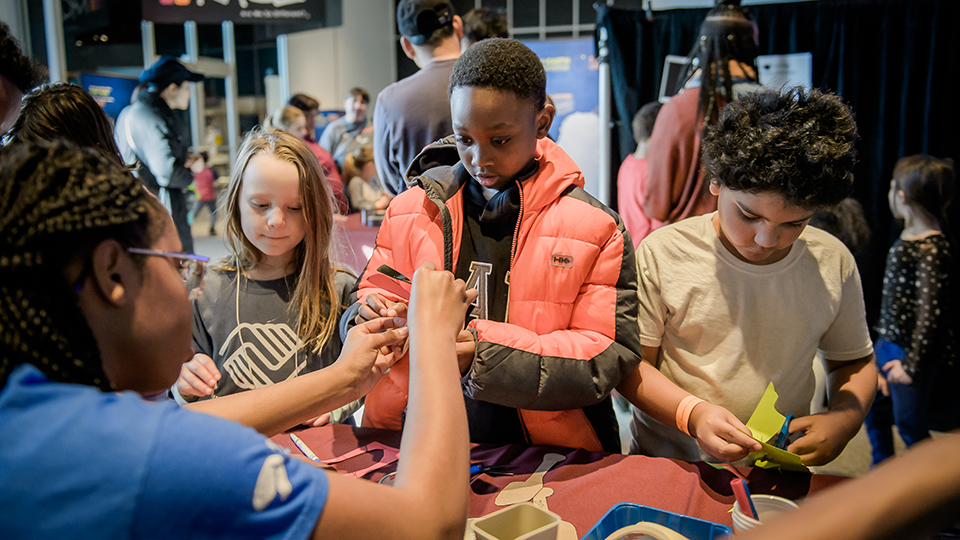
523, 38, 602, 200
522, 38, 599, 142
80, 73, 142, 120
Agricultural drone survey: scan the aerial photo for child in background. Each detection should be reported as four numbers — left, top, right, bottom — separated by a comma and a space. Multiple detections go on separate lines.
174, 129, 359, 425
865, 155, 956, 464
618, 101, 664, 248
267, 105, 349, 214
344, 39, 756, 459
620, 87, 877, 466
191, 151, 219, 236
343, 146, 389, 212
808, 197, 871, 256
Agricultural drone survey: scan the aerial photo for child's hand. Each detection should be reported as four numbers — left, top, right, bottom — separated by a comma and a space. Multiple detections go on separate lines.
337, 316, 409, 397
882, 360, 913, 385
354, 293, 409, 362
303, 413, 331, 427
786, 411, 861, 466
354, 293, 408, 324
688, 402, 762, 462
456, 329, 476, 375
408, 262, 478, 343
877, 372, 890, 397
176, 353, 221, 398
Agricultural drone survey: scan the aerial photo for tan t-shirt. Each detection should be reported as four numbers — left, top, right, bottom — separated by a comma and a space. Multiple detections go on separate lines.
630, 213, 873, 461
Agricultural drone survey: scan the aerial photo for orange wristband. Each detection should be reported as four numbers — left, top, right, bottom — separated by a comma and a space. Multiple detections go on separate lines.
676, 395, 706, 437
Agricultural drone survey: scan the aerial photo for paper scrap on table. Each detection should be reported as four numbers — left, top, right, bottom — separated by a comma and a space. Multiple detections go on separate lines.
744, 382, 808, 473
322, 441, 400, 478
495, 452, 565, 506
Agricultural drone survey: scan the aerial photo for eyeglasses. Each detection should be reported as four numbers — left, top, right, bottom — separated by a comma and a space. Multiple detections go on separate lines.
126, 248, 209, 297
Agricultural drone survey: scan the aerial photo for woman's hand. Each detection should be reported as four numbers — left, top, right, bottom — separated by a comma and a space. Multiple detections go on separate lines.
354, 293, 409, 363
336, 316, 408, 399
175, 353, 221, 398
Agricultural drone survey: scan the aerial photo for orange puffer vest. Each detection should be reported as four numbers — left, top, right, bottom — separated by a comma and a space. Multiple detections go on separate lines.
352, 138, 642, 452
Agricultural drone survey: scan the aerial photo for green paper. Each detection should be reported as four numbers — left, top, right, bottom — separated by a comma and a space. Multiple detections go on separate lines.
744, 382, 809, 473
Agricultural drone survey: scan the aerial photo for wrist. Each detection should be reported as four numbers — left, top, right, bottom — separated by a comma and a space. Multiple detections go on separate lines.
328, 362, 365, 403
676, 395, 706, 437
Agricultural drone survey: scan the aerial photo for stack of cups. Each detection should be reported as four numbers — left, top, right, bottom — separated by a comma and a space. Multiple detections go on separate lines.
731, 494, 799, 532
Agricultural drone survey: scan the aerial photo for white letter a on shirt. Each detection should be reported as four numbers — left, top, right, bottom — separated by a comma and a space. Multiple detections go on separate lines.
252, 454, 294, 511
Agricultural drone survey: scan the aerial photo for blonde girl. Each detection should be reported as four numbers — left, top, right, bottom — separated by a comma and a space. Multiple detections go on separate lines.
267, 106, 348, 213
342, 146, 389, 211
174, 129, 358, 424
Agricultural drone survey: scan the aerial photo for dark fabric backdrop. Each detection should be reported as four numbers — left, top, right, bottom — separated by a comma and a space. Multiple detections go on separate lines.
597, 0, 959, 328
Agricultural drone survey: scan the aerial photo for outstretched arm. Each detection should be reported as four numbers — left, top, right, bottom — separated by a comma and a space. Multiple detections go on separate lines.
735, 434, 960, 540
187, 317, 407, 437
312, 262, 477, 540
616, 345, 760, 462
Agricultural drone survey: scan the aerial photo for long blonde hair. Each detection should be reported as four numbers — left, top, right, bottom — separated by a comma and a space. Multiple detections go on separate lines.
219, 128, 344, 353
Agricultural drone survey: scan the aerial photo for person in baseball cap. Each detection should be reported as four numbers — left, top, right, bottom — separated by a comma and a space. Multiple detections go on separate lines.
115, 55, 205, 254
375, 0, 463, 196
397, 0, 458, 47
139, 56, 204, 89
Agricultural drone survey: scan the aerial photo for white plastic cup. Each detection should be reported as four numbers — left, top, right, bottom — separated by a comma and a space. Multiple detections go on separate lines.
731, 494, 799, 532
471, 502, 560, 540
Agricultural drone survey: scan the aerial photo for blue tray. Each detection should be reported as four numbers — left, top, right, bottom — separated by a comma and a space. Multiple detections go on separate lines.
580, 503, 732, 540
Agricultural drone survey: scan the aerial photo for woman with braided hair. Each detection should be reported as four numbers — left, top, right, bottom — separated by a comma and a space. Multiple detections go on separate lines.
643, 0, 763, 226
0, 141, 476, 540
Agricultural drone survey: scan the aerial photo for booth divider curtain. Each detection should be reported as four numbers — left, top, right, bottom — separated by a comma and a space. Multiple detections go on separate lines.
596, 0, 960, 325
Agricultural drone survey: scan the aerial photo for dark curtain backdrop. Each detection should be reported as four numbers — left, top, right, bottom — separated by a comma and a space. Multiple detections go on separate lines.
597, 0, 960, 327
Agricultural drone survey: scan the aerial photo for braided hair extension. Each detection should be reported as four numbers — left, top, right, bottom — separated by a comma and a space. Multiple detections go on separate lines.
676, 0, 759, 131
0, 141, 160, 390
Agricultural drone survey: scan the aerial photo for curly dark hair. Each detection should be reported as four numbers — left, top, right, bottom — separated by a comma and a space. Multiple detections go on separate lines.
0, 21, 46, 92
0, 141, 167, 390
448, 38, 545, 110
702, 86, 858, 209
462, 7, 509, 46
4, 83, 125, 167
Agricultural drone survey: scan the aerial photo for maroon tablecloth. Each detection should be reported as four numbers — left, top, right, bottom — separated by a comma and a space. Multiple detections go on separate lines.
335, 213, 380, 275
272, 424, 848, 537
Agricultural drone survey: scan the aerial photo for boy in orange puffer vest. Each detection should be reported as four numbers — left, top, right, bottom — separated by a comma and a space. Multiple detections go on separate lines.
343, 39, 758, 460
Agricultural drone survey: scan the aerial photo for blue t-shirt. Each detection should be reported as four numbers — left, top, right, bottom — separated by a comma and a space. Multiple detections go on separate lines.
0, 364, 328, 539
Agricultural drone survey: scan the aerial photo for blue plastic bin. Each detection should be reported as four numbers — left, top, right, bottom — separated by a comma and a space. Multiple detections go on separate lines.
579, 503, 732, 540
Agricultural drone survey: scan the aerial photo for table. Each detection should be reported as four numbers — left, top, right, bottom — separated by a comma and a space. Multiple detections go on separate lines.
335, 212, 380, 275
272, 424, 847, 537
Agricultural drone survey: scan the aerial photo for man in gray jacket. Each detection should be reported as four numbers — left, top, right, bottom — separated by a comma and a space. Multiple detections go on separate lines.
116, 56, 203, 254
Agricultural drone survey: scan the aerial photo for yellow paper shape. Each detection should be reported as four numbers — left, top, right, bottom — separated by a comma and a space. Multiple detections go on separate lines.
746, 382, 786, 444
744, 382, 809, 472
